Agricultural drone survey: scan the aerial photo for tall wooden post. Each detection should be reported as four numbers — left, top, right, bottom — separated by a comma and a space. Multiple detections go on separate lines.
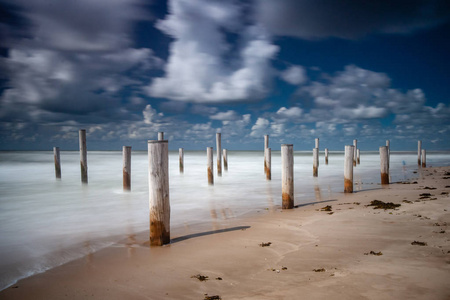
417, 140, 422, 165
223, 149, 228, 171
386, 140, 390, 168
79, 129, 88, 184
325, 148, 329, 165
264, 135, 269, 174
265, 148, 271, 180
357, 149, 360, 164
380, 146, 389, 185
353, 139, 357, 166
179, 148, 184, 173
158, 132, 164, 141
313, 148, 319, 177
207, 147, 214, 185
344, 145, 354, 193
281, 144, 294, 209
53, 147, 61, 179
216, 133, 222, 176
123, 146, 131, 190
421, 149, 426, 168
315, 138, 319, 149
148, 140, 170, 246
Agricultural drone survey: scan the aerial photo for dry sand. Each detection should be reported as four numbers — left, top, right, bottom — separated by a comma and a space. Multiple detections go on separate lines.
1, 166, 449, 300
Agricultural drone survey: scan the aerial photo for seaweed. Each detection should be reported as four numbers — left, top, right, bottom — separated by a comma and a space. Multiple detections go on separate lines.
321, 205, 332, 211
364, 251, 383, 256
411, 241, 427, 246
313, 268, 326, 272
367, 200, 401, 210
204, 295, 221, 300
191, 274, 209, 281
402, 200, 413, 204
215, 277, 223, 280
260, 242, 272, 247
423, 187, 437, 190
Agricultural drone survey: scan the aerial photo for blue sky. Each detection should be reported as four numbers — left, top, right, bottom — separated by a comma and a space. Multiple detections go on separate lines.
1, 0, 449, 151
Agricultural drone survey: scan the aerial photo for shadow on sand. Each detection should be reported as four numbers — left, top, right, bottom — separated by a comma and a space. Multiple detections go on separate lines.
294, 199, 337, 209
171, 226, 251, 244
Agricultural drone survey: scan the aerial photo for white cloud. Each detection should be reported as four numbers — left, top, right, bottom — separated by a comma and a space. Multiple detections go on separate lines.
210, 110, 240, 121
250, 117, 270, 137
280, 65, 307, 85
147, 0, 279, 103
275, 107, 303, 121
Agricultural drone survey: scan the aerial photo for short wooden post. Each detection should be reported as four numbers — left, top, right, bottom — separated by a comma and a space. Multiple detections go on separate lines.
207, 147, 214, 185
380, 146, 389, 184
216, 133, 222, 176
148, 140, 170, 246
223, 149, 228, 171
264, 135, 269, 174
179, 148, 184, 173
281, 144, 294, 209
158, 132, 164, 141
123, 146, 131, 190
53, 147, 61, 179
386, 140, 390, 168
421, 149, 426, 168
344, 145, 354, 193
357, 149, 360, 164
353, 139, 357, 166
313, 148, 319, 177
265, 148, 271, 180
315, 138, 319, 149
79, 129, 88, 184
417, 140, 422, 165
325, 148, 329, 165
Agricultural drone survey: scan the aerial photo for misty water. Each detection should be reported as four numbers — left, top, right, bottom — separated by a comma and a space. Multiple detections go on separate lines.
1, 150, 449, 290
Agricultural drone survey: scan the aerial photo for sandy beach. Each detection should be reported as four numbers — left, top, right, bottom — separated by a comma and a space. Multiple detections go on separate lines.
1, 166, 449, 300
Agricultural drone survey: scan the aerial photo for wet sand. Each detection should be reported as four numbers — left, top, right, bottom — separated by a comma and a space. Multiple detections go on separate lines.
1, 167, 449, 300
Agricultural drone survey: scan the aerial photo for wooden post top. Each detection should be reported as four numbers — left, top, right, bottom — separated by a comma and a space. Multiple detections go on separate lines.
148, 140, 168, 144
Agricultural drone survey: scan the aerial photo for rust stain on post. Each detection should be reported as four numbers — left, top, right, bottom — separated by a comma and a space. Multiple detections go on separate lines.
344, 178, 353, 193
313, 166, 318, 177
208, 167, 214, 185
380, 172, 389, 185
282, 193, 293, 209
123, 168, 131, 190
150, 219, 170, 246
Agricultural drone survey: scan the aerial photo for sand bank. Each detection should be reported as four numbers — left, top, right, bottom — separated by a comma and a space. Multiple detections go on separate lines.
1, 166, 449, 300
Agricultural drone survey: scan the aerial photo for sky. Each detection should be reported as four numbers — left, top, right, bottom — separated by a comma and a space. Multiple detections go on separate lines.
1, 0, 450, 151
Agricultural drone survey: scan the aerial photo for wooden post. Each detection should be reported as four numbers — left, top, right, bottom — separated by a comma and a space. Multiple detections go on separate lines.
313, 148, 319, 177
315, 138, 319, 149
421, 149, 426, 168
148, 140, 170, 246
265, 148, 271, 180
216, 133, 222, 176
179, 148, 184, 173
281, 144, 294, 209
123, 146, 131, 190
223, 149, 228, 171
380, 146, 389, 185
353, 139, 357, 166
207, 147, 214, 185
325, 148, 329, 165
264, 135, 269, 174
386, 140, 390, 168
53, 147, 61, 179
79, 129, 88, 184
357, 149, 360, 164
158, 132, 164, 141
417, 140, 422, 165
344, 145, 354, 193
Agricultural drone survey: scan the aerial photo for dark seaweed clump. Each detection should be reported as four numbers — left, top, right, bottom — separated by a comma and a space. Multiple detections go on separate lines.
411, 241, 427, 246
260, 242, 272, 247
204, 295, 221, 300
364, 251, 383, 256
191, 274, 209, 281
313, 268, 326, 272
321, 205, 332, 211
368, 200, 400, 210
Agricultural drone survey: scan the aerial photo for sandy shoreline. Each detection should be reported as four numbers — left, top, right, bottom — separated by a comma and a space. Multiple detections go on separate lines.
1, 166, 449, 300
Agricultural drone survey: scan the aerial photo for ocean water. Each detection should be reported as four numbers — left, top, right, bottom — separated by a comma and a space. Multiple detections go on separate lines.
0, 150, 449, 290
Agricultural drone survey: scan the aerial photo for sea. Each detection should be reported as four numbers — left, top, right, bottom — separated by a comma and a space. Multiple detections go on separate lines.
1, 150, 449, 290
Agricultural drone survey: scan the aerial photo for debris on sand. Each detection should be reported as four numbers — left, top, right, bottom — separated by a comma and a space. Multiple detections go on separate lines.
364, 251, 383, 256
204, 294, 221, 300
191, 274, 209, 281
321, 205, 332, 211
260, 242, 272, 247
367, 200, 401, 210
411, 241, 427, 246
313, 268, 326, 272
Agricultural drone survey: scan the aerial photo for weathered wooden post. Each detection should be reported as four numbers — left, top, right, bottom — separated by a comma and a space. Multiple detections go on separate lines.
421, 149, 426, 168
216, 133, 222, 176
357, 149, 360, 164
313, 148, 319, 177
158, 132, 164, 141
148, 140, 170, 246
79, 129, 88, 184
266, 148, 271, 180
344, 145, 354, 193
223, 149, 228, 171
386, 140, 390, 168
281, 144, 294, 209
264, 135, 269, 174
353, 139, 357, 166
315, 138, 319, 149
325, 148, 329, 165
53, 147, 61, 179
179, 148, 184, 173
380, 146, 389, 185
123, 146, 131, 190
417, 140, 422, 165
207, 147, 214, 185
